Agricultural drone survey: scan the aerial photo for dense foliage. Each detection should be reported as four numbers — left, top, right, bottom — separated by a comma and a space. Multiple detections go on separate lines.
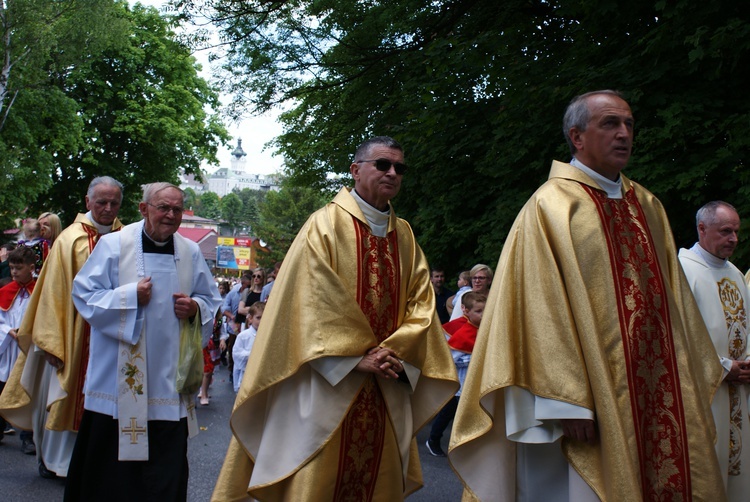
254, 185, 328, 266
0, 1, 228, 229
0, 0, 126, 229
180, 1, 750, 271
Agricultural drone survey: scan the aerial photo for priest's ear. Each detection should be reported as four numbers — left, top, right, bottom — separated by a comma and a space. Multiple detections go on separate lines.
138, 202, 149, 219
697, 221, 707, 239
568, 127, 584, 152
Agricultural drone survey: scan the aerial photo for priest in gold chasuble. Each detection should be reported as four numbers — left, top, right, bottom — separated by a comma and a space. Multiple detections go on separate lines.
0, 177, 124, 478
449, 91, 725, 501
212, 136, 458, 502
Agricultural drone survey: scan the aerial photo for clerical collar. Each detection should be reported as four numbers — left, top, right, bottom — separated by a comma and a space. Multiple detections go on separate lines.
141, 230, 175, 254
86, 211, 115, 235
690, 242, 728, 269
570, 158, 623, 199
351, 189, 390, 238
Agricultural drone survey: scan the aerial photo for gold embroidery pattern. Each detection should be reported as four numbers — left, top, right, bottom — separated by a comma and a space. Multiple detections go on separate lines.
120, 343, 145, 400
585, 185, 691, 500
121, 417, 147, 444
355, 222, 399, 343
332, 218, 400, 499
717, 278, 747, 476
334, 378, 386, 501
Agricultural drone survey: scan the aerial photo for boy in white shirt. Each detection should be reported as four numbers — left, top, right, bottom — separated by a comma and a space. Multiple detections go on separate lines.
232, 302, 264, 393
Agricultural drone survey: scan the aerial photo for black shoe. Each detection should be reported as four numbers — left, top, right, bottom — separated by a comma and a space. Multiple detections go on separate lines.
4, 424, 15, 435
21, 438, 36, 455
425, 438, 445, 457
39, 459, 57, 479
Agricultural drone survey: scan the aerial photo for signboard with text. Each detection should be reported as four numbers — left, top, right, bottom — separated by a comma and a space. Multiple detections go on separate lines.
217, 237, 253, 247
216, 245, 252, 270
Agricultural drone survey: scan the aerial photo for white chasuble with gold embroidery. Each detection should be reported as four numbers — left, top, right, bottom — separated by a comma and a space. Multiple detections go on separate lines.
680, 246, 750, 500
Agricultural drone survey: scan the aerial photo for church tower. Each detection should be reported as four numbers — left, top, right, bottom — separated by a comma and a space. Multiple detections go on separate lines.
230, 138, 248, 174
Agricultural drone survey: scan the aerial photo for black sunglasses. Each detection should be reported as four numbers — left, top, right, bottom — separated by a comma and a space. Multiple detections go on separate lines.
356, 158, 407, 175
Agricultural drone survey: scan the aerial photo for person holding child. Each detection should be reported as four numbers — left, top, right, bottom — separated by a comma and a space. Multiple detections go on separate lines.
448, 264, 492, 321
445, 270, 470, 318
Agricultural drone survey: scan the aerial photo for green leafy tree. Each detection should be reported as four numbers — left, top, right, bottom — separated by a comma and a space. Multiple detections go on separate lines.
176, 0, 750, 270
198, 191, 222, 219
254, 186, 327, 266
220, 192, 243, 231
233, 187, 267, 233
183, 187, 198, 212
32, 3, 229, 225
0, 0, 125, 128
0, 0, 127, 229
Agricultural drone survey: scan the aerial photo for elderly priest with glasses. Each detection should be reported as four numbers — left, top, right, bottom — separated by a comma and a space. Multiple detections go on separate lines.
64, 182, 222, 501
212, 136, 458, 501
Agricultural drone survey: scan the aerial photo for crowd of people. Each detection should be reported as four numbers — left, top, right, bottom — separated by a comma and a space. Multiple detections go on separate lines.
0, 89, 748, 502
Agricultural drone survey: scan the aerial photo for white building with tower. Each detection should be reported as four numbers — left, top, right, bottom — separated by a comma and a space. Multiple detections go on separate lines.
181, 138, 280, 197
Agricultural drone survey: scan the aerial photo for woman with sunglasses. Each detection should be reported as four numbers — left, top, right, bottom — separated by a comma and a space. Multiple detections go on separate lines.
237, 267, 266, 327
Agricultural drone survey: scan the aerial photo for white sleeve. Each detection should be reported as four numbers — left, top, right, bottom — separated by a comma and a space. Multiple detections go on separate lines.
189, 249, 223, 347
71, 238, 141, 345
505, 386, 594, 444
0, 310, 12, 355
309, 356, 362, 386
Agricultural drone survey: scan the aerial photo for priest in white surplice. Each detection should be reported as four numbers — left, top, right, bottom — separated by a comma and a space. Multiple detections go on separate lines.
679, 200, 750, 500
65, 182, 221, 501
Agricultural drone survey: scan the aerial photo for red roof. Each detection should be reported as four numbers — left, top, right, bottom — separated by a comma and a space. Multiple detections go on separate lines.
177, 227, 215, 244
177, 227, 218, 262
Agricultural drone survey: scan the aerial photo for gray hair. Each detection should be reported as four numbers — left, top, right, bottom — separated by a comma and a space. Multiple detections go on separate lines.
141, 182, 185, 204
562, 90, 625, 155
88, 176, 124, 202
696, 201, 737, 228
354, 136, 403, 162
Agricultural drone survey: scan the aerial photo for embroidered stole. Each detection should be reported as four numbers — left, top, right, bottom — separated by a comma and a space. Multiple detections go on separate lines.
116, 221, 196, 460
584, 185, 691, 500
333, 218, 400, 500
717, 277, 748, 475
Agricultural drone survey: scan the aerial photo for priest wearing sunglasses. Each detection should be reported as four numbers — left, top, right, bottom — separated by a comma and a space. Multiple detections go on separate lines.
214, 136, 458, 501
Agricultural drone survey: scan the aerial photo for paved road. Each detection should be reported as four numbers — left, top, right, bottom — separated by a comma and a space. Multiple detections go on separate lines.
0, 364, 464, 501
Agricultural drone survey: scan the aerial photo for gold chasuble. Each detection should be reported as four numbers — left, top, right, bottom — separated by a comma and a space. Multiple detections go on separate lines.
449, 161, 724, 501
213, 188, 458, 502
0, 214, 123, 431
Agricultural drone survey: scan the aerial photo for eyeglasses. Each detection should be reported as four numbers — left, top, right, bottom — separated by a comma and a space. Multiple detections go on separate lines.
355, 159, 407, 175
252, 274, 263, 279
472, 276, 489, 281
147, 202, 184, 215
